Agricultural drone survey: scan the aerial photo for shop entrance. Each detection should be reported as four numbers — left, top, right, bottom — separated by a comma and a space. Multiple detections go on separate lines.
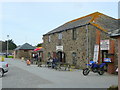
102, 50, 108, 62
102, 50, 108, 72
57, 51, 65, 63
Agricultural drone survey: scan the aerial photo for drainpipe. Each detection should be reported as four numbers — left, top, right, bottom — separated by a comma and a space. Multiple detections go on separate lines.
86, 25, 89, 68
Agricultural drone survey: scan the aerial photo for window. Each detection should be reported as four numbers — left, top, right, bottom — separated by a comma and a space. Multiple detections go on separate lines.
72, 52, 77, 65
48, 35, 51, 42
72, 28, 77, 40
58, 33, 62, 40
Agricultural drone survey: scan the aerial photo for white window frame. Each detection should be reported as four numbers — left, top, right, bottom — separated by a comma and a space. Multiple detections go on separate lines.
58, 33, 62, 40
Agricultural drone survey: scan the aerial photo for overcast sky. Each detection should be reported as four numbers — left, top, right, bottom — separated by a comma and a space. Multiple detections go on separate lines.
0, 1, 119, 46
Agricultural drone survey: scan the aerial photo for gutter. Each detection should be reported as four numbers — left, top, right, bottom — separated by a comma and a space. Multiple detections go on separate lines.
110, 34, 120, 37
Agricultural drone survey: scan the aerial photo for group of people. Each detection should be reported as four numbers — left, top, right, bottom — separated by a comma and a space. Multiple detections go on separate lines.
47, 57, 60, 68
26, 55, 60, 68
26, 53, 42, 66
33, 54, 39, 61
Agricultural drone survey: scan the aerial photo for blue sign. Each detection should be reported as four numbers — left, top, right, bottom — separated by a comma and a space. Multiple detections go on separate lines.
104, 58, 111, 62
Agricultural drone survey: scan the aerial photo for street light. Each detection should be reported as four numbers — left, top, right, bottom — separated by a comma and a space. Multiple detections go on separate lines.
7, 35, 9, 58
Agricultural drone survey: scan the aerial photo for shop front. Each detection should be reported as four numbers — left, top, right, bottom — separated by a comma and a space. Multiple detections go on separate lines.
100, 39, 116, 74
32, 47, 44, 62
54, 46, 66, 63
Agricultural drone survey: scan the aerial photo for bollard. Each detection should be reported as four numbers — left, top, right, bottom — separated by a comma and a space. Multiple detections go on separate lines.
1, 57, 4, 62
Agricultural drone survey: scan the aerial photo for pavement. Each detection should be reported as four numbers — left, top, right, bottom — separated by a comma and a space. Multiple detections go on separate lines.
1, 58, 118, 88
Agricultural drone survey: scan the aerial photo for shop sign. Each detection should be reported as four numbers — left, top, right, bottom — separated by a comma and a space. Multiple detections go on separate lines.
56, 46, 63, 51
100, 40, 110, 50
104, 58, 111, 62
93, 45, 99, 63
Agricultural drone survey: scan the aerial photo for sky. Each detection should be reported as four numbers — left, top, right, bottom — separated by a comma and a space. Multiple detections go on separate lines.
0, 1, 119, 46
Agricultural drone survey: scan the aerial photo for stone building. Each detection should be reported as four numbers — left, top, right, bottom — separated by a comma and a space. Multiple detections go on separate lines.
43, 12, 118, 71
14, 43, 35, 60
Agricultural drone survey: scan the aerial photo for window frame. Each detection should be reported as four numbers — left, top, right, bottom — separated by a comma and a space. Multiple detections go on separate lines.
72, 28, 77, 40
72, 52, 77, 65
58, 33, 62, 40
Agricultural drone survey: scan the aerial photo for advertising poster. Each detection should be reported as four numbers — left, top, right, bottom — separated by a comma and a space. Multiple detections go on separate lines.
93, 45, 99, 63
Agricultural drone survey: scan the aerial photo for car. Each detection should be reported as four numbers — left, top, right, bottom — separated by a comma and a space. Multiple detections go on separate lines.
0, 61, 8, 77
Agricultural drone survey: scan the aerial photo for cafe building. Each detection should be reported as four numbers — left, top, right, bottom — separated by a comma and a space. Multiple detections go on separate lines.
43, 12, 119, 73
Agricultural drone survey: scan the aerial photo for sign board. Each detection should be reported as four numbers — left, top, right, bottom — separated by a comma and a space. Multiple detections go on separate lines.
56, 46, 63, 51
93, 45, 99, 63
104, 58, 111, 62
94, 44, 99, 51
100, 40, 110, 50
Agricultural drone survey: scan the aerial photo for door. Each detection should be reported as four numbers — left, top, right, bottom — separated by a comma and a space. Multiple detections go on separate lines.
57, 51, 65, 63
102, 50, 108, 62
102, 50, 108, 71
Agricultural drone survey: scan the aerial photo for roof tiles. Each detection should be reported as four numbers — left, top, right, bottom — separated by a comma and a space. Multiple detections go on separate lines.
44, 12, 118, 35
15, 43, 35, 50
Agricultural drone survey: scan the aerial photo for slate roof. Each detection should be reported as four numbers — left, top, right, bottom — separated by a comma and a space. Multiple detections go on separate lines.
44, 12, 118, 35
15, 43, 35, 50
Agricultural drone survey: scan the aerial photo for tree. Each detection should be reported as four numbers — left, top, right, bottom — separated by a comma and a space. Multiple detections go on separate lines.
36, 43, 43, 47
2, 39, 17, 51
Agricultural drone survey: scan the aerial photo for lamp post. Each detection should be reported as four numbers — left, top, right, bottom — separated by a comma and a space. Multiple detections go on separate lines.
7, 35, 9, 58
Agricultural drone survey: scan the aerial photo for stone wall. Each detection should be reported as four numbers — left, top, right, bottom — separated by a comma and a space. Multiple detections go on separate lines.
14, 50, 32, 60
43, 24, 116, 69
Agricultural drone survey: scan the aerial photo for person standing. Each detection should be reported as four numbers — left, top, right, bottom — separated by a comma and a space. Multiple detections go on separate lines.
38, 56, 42, 67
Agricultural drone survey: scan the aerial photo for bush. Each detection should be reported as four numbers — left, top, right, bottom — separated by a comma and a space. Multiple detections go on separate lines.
8, 56, 14, 58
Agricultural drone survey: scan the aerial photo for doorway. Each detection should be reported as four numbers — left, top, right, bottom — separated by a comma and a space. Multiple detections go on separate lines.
102, 50, 108, 71
57, 51, 65, 63
102, 50, 108, 62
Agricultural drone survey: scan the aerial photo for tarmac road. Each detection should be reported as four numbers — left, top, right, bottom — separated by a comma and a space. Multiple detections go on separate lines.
1, 58, 118, 88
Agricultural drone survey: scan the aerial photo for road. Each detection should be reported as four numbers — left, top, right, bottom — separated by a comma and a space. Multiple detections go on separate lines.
0, 58, 118, 88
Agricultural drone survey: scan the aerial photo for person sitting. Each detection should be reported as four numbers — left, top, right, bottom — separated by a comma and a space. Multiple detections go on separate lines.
26, 59, 31, 66
52, 57, 58, 68
47, 57, 53, 67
